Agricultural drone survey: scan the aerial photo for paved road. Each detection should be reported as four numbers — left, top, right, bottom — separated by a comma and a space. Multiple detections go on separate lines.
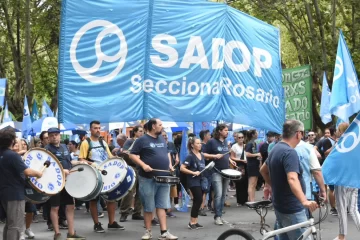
1, 191, 358, 240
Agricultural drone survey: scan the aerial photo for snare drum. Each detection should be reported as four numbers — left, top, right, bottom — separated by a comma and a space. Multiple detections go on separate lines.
154, 176, 180, 185
65, 164, 103, 201
103, 166, 136, 202
215, 167, 242, 180
99, 158, 128, 194
23, 148, 65, 196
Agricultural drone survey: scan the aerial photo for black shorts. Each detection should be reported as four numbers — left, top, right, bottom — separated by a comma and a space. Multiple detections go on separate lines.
49, 189, 74, 207
247, 160, 260, 177
25, 202, 36, 213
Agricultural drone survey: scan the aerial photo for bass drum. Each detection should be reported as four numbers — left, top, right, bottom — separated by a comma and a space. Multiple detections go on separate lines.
65, 164, 103, 202
24, 181, 50, 204
103, 166, 136, 202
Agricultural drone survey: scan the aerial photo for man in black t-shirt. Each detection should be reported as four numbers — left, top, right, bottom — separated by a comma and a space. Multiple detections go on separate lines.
0, 127, 42, 240
45, 128, 85, 240
203, 124, 236, 226
130, 119, 178, 240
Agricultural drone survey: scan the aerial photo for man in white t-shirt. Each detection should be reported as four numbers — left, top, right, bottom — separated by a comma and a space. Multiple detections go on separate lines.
79, 120, 125, 233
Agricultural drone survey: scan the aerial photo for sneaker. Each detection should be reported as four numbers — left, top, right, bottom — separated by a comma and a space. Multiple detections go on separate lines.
224, 202, 231, 207
85, 209, 90, 213
195, 223, 204, 229
166, 212, 176, 218
108, 221, 125, 230
132, 214, 144, 220
75, 206, 82, 210
158, 230, 178, 240
48, 224, 54, 231
25, 228, 35, 239
142, 229, 152, 240
32, 215, 39, 223
98, 213, 105, 218
188, 223, 197, 230
214, 217, 223, 225
187, 204, 192, 208
94, 223, 105, 233
220, 217, 226, 224
152, 218, 160, 226
20, 232, 26, 240
59, 221, 69, 229
54, 233, 61, 240
174, 204, 180, 209
128, 207, 134, 215
198, 208, 207, 216
120, 215, 127, 222
330, 208, 338, 216
66, 232, 86, 239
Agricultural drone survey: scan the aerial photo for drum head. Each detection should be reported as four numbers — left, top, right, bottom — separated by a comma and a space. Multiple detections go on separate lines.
65, 164, 99, 199
99, 158, 128, 193
23, 148, 65, 195
221, 169, 241, 177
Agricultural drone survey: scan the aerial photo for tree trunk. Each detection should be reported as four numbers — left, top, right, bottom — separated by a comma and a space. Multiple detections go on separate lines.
25, 0, 33, 102
312, 0, 328, 73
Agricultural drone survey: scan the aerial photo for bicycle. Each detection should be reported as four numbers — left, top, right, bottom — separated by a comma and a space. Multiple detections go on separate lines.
217, 196, 327, 240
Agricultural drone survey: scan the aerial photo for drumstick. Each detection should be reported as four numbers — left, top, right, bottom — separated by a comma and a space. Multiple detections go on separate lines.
70, 167, 84, 173
36, 161, 51, 179
91, 163, 108, 175
152, 169, 171, 173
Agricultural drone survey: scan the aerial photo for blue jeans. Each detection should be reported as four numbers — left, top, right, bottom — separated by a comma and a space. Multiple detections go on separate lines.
274, 209, 308, 240
212, 172, 230, 218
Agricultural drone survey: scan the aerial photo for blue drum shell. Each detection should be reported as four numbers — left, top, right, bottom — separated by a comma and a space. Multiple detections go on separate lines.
24, 181, 50, 204
103, 166, 136, 202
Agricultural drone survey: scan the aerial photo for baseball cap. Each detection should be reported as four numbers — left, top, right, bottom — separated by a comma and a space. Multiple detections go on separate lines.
48, 127, 60, 134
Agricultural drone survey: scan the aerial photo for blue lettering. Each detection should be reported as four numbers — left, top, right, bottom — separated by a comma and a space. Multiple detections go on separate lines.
57, 175, 62, 180
56, 168, 60, 174
57, 180, 62, 186
25, 160, 30, 166
27, 155, 33, 160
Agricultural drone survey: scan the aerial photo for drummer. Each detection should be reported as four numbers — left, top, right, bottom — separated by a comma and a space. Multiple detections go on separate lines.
45, 127, 85, 240
78, 120, 125, 233
0, 127, 43, 240
202, 124, 236, 226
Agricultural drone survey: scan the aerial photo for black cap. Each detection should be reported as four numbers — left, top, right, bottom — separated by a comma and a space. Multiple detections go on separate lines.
48, 127, 60, 134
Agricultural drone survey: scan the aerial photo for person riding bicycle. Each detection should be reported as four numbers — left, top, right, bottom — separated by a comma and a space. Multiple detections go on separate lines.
260, 120, 318, 240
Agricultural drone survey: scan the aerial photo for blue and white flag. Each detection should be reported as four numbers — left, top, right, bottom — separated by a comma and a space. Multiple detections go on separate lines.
320, 72, 332, 124
323, 113, 360, 188
175, 183, 190, 212
329, 30, 360, 122
31, 99, 40, 122
2, 102, 12, 123
0, 79, 6, 108
58, 0, 284, 133
42, 99, 54, 118
179, 129, 188, 164
22, 96, 32, 138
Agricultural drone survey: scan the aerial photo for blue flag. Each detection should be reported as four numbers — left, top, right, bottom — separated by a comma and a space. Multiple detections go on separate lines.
329, 31, 360, 122
323, 113, 360, 188
0, 79, 6, 108
193, 121, 216, 137
2, 102, 12, 123
42, 99, 54, 118
58, 0, 284, 133
175, 183, 190, 212
320, 72, 332, 124
31, 99, 40, 122
22, 96, 32, 138
179, 129, 188, 164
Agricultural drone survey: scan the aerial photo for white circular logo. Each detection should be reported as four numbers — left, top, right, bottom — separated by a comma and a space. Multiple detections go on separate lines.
217, 146, 223, 151
336, 118, 360, 153
150, 143, 156, 148
70, 20, 128, 84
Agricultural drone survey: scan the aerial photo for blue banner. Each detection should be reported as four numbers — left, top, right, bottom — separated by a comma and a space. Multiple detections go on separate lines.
58, 0, 284, 132
193, 121, 216, 137
320, 72, 332, 124
0, 79, 6, 108
329, 30, 360, 122
323, 113, 360, 188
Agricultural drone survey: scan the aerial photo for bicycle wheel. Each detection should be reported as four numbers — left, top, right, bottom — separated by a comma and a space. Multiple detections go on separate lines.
217, 229, 256, 240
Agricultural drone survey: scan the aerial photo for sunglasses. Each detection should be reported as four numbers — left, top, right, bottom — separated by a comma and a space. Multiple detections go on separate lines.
238, 136, 244, 139
308, 134, 314, 136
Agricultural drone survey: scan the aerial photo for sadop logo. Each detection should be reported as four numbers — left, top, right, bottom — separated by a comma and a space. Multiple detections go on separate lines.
336, 118, 360, 153
70, 20, 128, 83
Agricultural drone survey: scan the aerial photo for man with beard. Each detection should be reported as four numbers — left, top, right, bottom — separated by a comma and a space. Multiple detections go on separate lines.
129, 118, 178, 240
79, 120, 124, 233
203, 124, 236, 226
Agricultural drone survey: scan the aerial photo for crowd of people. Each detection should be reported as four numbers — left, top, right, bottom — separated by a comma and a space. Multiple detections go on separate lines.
0, 118, 359, 240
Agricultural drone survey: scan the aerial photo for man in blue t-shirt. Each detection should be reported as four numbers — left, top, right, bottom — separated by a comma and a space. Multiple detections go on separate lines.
0, 127, 43, 240
203, 124, 236, 226
260, 120, 318, 240
130, 118, 178, 240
